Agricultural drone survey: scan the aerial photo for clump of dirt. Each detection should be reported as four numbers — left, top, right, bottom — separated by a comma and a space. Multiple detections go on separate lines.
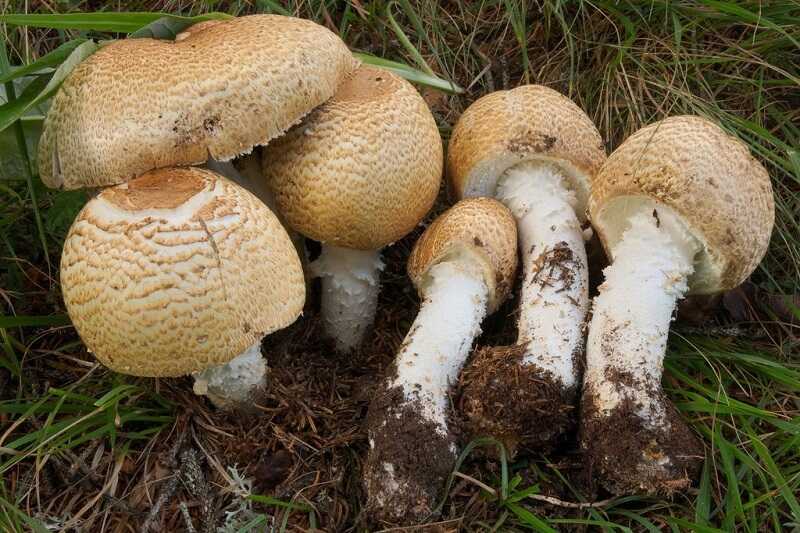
363, 384, 457, 526
458, 344, 575, 456
580, 383, 704, 496
528, 241, 578, 293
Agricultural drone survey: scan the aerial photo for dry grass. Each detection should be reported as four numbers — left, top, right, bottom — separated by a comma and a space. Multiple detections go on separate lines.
1, 1, 799, 531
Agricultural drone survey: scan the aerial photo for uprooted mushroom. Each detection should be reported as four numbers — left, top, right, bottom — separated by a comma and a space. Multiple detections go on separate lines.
60, 168, 305, 411
363, 198, 518, 525
447, 85, 606, 452
263, 66, 443, 353
582, 116, 774, 494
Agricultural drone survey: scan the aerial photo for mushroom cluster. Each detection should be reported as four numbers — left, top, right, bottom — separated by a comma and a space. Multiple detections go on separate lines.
46, 15, 359, 410
44, 13, 776, 529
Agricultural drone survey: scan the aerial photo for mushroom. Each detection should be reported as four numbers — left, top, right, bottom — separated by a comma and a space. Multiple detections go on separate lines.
363, 198, 518, 524
582, 116, 774, 494
263, 66, 442, 353
38, 15, 358, 190
59, 167, 305, 411
446, 86, 606, 451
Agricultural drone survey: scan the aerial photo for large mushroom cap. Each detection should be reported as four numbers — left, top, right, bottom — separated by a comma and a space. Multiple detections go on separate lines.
408, 198, 518, 313
263, 65, 443, 250
447, 85, 606, 217
590, 115, 775, 294
39, 15, 358, 190
60, 167, 305, 377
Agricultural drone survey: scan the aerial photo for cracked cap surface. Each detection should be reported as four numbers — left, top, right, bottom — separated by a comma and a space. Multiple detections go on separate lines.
263, 65, 443, 250
447, 85, 606, 217
408, 197, 518, 313
60, 167, 305, 377
590, 115, 775, 293
39, 15, 358, 190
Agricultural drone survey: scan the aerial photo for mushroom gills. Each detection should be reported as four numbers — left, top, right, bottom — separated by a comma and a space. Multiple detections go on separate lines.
495, 161, 588, 388
311, 245, 385, 353
192, 341, 267, 411
585, 207, 699, 425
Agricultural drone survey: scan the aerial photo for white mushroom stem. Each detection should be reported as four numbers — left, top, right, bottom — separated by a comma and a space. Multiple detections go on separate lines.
390, 256, 490, 430
311, 245, 385, 353
495, 162, 588, 388
192, 341, 267, 410
584, 210, 698, 426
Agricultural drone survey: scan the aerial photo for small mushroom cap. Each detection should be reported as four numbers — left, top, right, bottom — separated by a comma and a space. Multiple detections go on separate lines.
263, 65, 443, 250
590, 115, 775, 294
60, 167, 305, 377
408, 198, 518, 313
39, 15, 358, 190
447, 85, 606, 218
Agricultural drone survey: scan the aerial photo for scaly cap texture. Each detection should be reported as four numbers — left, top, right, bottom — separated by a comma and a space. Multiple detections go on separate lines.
590, 115, 774, 293
60, 167, 305, 376
263, 65, 443, 250
447, 85, 606, 217
39, 15, 358, 189
407, 197, 518, 313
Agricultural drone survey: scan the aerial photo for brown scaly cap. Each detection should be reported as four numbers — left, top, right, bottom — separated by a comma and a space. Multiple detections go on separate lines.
590, 115, 775, 294
447, 85, 606, 217
263, 65, 443, 250
39, 15, 359, 189
59, 167, 305, 377
407, 198, 517, 313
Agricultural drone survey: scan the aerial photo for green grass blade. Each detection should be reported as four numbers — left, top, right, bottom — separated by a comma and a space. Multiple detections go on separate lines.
505, 502, 557, 532
0, 12, 231, 33
0, 39, 87, 84
129, 13, 234, 38
354, 52, 463, 93
0, 40, 98, 134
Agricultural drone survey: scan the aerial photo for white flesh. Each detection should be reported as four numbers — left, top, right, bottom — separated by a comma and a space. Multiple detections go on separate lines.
584, 210, 698, 427
193, 341, 266, 410
311, 245, 385, 353
496, 162, 588, 388
390, 256, 490, 431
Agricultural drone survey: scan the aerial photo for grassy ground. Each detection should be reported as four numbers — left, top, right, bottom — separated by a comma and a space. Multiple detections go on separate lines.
1, 1, 799, 531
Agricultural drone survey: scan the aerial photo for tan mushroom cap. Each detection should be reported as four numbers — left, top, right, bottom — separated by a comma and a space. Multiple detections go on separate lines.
590, 115, 774, 294
39, 15, 358, 190
263, 65, 443, 250
447, 85, 606, 218
408, 198, 518, 313
60, 167, 305, 377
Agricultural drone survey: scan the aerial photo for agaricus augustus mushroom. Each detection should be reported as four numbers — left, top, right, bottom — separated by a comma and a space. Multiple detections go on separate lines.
263, 65, 442, 353
447, 86, 606, 451
363, 198, 518, 524
582, 116, 774, 494
38, 15, 357, 190
59, 167, 305, 411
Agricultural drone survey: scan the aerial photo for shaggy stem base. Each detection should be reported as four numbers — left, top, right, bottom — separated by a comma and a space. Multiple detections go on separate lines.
365, 257, 489, 525
193, 342, 267, 412
312, 245, 384, 353
461, 161, 587, 452
581, 210, 703, 494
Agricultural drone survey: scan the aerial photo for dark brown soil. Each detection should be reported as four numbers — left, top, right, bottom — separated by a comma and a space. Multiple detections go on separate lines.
580, 382, 704, 496
527, 241, 578, 293
363, 384, 457, 527
458, 344, 575, 456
